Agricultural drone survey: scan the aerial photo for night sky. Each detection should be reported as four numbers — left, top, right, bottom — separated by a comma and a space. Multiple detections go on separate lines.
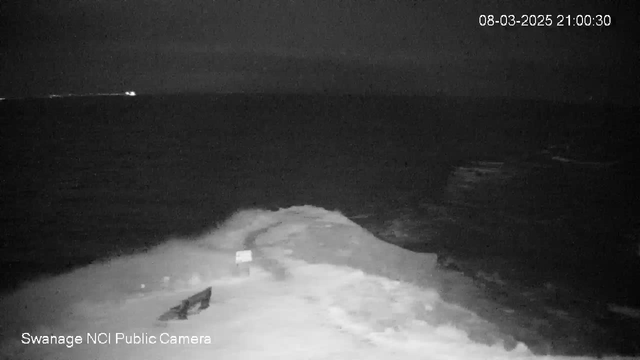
2, 0, 638, 104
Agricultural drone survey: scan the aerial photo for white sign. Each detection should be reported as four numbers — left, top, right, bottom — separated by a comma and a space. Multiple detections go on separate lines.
235, 250, 253, 264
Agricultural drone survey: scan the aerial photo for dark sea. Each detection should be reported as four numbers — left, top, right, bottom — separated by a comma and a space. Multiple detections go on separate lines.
1, 94, 639, 355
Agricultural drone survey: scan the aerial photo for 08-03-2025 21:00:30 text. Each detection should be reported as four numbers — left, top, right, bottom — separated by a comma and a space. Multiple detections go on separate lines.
478, 14, 612, 27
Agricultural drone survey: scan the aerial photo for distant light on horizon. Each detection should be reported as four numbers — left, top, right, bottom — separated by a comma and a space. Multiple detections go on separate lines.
0, 91, 137, 101
43, 91, 138, 99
